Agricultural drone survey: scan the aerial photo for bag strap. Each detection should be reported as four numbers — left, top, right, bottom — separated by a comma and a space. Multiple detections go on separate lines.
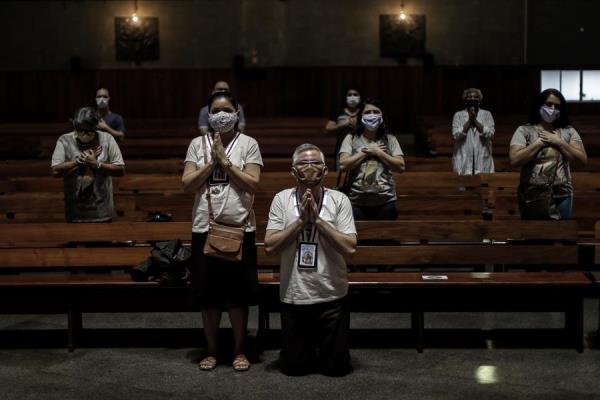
201, 133, 247, 227
201, 135, 215, 222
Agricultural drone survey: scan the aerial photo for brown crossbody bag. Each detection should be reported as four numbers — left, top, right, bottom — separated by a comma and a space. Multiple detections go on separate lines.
201, 134, 246, 262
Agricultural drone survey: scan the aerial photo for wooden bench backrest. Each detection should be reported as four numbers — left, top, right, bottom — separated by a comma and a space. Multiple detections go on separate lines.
481, 172, 600, 191
0, 220, 579, 269
0, 220, 577, 244
596, 221, 600, 265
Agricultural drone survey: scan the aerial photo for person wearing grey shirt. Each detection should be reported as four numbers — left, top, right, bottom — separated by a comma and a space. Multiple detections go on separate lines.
509, 89, 587, 220
452, 88, 495, 175
338, 99, 405, 220
51, 107, 125, 222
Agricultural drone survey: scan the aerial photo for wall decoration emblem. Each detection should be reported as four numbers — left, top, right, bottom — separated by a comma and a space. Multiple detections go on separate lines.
380, 14, 426, 58
115, 17, 159, 64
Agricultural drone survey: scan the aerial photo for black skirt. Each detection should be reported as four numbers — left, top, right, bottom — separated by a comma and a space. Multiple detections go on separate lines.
191, 231, 259, 309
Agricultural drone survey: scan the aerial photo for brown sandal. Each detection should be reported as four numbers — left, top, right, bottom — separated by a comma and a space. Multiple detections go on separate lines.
232, 354, 250, 372
198, 356, 218, 371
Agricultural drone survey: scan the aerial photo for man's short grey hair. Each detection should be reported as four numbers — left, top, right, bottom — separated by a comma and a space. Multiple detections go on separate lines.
462, 88, 483, 100
292, 143, 325, 165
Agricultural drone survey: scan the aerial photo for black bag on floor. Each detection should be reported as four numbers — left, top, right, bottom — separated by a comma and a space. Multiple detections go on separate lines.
130, 240, 191, 286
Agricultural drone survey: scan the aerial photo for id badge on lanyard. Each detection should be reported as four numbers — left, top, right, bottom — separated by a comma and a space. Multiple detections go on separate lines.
295, 188, 325, 270
207, 132, 240, 185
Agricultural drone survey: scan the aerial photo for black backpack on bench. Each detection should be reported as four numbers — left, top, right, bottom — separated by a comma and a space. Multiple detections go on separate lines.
130, 240, 191, 286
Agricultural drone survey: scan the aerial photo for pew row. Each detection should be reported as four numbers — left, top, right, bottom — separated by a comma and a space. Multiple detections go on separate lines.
0, 220, 595, 352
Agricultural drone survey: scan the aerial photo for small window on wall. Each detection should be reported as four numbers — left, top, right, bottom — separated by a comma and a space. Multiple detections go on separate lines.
541, 70, 600, 102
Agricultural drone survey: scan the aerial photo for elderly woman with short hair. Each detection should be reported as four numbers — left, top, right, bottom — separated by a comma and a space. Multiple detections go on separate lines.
451, 88, 495, 175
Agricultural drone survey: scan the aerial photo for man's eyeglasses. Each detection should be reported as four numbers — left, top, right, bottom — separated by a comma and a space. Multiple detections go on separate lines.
294, 160, 324, 168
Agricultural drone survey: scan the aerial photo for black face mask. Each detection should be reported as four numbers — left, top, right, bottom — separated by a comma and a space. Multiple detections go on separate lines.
464, 100, 481, 109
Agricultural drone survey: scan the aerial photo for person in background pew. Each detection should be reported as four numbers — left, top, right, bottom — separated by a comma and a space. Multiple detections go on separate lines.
182, 91, 262, 372
95, 88, 126, 141
509, 88, 587, 220
198, 81, 246, 136
51, 106, 125, 223
325, 87, 362, 170
452, 88, 495, 175
338, 99, 405, 220
265, 143, 357, 376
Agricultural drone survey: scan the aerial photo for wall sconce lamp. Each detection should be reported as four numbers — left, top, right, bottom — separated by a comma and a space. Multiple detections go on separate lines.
128, 0, 140, 24
399, 1, 407, 21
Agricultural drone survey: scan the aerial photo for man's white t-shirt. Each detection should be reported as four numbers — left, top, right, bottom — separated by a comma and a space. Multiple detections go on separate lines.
185, 133, 263, 233
266, 188, 357, 305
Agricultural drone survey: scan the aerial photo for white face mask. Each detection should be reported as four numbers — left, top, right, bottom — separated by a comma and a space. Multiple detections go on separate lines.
208, 111, 238, 133
540, 105, 560, 123
361, 113, 383, 131
96, 97, 109, 108
346, 95, 360, 107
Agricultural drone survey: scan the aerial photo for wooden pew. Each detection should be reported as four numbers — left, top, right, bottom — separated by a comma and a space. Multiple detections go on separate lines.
0, 172, 484, 225
0, 220, 592, 352
596, 221, 600, 267
0, 120, 335, 158
256, 219, 590, 352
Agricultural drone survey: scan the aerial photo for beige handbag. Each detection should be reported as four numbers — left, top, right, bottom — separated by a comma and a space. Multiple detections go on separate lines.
203, 220, 245, 262
201, 135, 246, 262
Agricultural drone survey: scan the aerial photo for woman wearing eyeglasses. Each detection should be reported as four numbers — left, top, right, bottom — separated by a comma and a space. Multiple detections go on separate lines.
51, 106, 125, 222
338, 99, 405, 220
509, 88, 587, 220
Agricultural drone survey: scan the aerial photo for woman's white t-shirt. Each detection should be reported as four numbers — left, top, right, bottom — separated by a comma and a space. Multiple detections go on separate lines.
185, 133, 263, 233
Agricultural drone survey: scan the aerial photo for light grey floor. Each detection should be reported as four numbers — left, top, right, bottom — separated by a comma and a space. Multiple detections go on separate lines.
1, 300, 600, 400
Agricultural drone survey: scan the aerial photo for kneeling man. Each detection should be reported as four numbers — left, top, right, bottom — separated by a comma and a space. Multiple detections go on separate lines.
265, 143, 357, 376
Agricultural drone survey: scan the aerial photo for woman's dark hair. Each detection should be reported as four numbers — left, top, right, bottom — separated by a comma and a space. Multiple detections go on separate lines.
206, 91, 240, 133
355, 98, 389, 141
340, 86, 362, 109
528, 88, 571, 128
73, 106, 98, 128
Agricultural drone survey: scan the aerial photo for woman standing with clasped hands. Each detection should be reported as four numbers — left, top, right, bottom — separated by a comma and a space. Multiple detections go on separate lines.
182, 91, 263, 372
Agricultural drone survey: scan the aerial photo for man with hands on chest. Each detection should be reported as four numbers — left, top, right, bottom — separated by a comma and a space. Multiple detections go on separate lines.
51, 106, 125, 223
95, 88, 125, 141
265, 143, 357, 377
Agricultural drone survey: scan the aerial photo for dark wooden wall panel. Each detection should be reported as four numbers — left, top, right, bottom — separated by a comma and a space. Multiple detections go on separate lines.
1, 66, 599, 132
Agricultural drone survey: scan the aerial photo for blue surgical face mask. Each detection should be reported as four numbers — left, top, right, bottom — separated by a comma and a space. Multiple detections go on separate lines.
361, 113, 383, 131
540, 105, 560, 123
